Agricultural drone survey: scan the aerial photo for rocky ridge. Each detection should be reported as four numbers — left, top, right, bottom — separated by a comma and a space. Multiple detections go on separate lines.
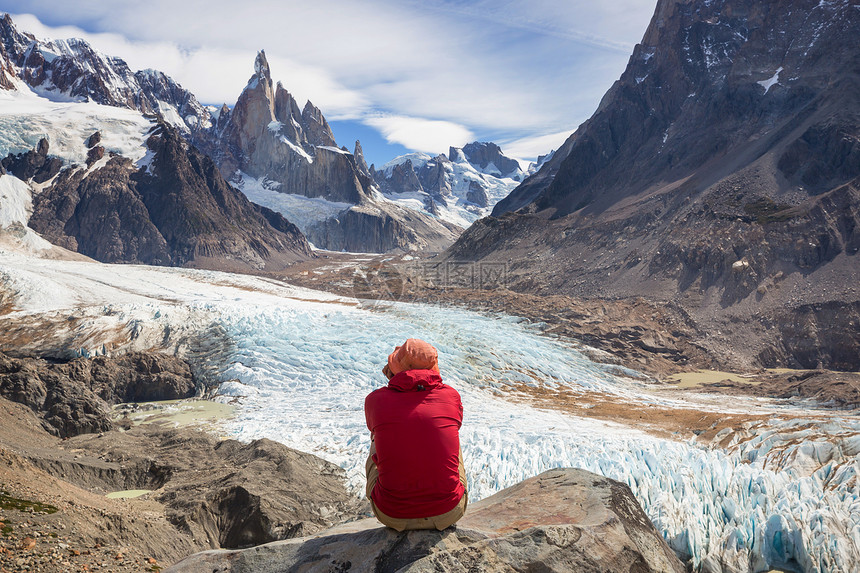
0, 14, 210, 135
446, 0, 860, 370
7, 125, 313, 269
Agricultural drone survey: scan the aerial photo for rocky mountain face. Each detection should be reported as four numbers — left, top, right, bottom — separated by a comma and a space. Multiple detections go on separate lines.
0, 20, 16, 90
372, 142, 528, 227
0, 15, 454, 255
0, 351, 196, 438
206, 51, 361, 203
204, 50, 459, 252
455, 141, 522, 177
10, 125, 312, 270
447, 0, 860, 371
0, 368, 364, 565
0, 14, 311, 269
0, 15, 210, 135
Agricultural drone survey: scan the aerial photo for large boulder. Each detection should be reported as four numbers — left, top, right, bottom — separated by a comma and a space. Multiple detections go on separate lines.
165, 468, 685, 573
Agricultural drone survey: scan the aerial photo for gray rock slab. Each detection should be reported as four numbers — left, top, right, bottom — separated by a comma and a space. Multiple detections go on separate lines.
166, 468, 685, 573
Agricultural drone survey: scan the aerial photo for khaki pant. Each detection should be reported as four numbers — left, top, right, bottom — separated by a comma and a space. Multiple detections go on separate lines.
365, 442, 468, 531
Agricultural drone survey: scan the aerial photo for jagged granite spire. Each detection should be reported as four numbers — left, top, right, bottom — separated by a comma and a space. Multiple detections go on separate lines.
300, 100, 337, 148
354, 140, 370, 175
253, 50, 271, 80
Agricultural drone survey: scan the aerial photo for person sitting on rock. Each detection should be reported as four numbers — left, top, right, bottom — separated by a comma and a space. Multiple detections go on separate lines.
364, 338, 467, 531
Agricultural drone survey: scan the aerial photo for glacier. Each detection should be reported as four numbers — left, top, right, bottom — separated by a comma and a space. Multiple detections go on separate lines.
0, 81, 153, 164
232, 172, 351, 237
0, 251, 857, 573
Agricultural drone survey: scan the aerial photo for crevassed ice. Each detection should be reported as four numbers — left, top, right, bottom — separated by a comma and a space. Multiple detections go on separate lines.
208, 298, 859, 573
1, 253, 856, 572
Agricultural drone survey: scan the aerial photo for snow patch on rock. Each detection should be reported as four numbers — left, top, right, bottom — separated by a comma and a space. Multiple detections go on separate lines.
758, 66, 784, 94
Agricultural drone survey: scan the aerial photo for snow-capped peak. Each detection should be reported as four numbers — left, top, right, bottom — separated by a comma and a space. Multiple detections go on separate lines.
0, 14, 211, 136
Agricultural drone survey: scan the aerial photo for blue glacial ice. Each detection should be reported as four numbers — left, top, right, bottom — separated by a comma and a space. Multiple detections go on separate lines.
204, 297, 859, 573
0, 253, 856, 573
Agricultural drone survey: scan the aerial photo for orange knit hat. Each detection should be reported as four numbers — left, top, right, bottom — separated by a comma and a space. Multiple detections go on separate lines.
387, 338, 439, 375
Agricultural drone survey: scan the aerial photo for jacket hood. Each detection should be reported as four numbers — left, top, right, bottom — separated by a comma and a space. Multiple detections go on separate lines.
388, 369, 443, 392
388, 338, 439, 375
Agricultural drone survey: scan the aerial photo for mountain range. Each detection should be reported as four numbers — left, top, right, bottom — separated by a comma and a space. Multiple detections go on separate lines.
445, 0, 860, 371
371, 141, 538, 229
0, 15, 527, 256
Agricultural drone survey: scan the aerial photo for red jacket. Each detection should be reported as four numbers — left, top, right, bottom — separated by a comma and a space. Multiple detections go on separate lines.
365, 369, 464, 519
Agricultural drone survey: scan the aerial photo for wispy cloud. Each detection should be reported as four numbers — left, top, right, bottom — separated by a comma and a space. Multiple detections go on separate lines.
500, 129, 577, 162
409, 0, 637, 54
364, 115, 474, 155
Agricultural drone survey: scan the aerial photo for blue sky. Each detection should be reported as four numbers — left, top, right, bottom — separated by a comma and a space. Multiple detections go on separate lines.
1, 1, 657, 167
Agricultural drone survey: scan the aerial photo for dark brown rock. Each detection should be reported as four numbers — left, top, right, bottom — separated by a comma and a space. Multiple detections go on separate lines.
0, 351, 197, 438
29, 156, 173, 264
447, 0, 860, 371
29, 122, 312, 269
60, 353, 197, 404
58, 428, 365, 550
85, 131, 102, 149
136, 122, 312, 268
85, 145, 105, 167
1, 138, 63, 184
0, 352, 112, 438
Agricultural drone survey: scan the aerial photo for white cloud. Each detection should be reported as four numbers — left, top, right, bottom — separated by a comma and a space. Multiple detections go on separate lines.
500, 129, 577, 163
8, 13, 369, 113
4, 0, 657, 159
364, 115, 474, 154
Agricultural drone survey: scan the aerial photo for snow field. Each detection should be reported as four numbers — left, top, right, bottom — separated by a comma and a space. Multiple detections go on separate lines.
0, 172, 54, 252
232, 172, 351, 236
0, 83, 153, 164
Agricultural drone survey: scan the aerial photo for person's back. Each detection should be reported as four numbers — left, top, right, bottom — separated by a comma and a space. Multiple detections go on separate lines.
364, 339, 467, 530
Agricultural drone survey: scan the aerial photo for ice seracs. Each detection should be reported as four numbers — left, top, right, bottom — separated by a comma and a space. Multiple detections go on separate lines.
0, 81, 153, 165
